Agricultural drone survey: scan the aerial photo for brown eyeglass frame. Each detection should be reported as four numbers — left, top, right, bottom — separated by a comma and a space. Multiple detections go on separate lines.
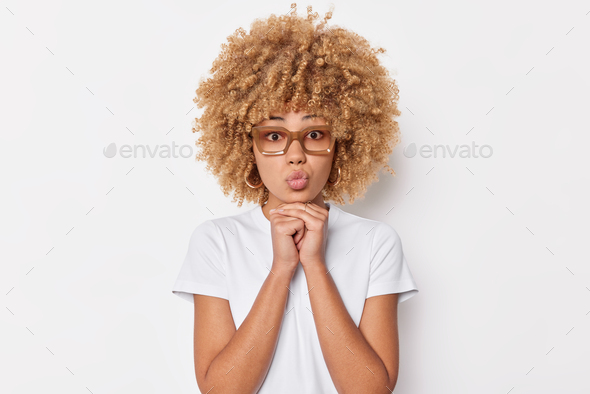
250, 125, 336, 156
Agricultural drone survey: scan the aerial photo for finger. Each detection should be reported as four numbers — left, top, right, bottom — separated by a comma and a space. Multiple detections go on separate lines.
279, 216, 305, 239
293, 223, 303, 244
296, 226, 307, 250
294, 232, 303, 245
274, 208, 323, 222
271, 215, 303, 236
301, 202, 328, 219
272, 214, 305, 243
293, 221, 305, 243
276, 202, 311, 212
282, 202, 328, 219
277, 215, 304, 225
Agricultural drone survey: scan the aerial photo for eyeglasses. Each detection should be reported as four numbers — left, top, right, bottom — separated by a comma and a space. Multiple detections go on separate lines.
250, 125, 336, 156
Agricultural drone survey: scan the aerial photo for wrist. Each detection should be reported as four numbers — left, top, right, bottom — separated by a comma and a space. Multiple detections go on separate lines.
301, 260, 327, 273
270, 261, 298, 278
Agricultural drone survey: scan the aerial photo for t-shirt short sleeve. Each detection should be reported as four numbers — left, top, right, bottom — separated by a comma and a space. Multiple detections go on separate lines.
367, 222, 419, 303
172, 220, 229, 303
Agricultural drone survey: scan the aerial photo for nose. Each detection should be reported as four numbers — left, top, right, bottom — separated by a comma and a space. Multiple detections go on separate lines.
286, 137, 306, 163
289, 137, 304, 151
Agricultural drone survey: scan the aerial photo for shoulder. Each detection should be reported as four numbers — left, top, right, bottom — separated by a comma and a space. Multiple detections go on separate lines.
331, 206, 400, 243
189, 208, 258, 240
189, 219, 219, 240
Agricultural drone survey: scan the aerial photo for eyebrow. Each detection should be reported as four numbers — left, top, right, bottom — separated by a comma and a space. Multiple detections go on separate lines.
268, 114, 317, 121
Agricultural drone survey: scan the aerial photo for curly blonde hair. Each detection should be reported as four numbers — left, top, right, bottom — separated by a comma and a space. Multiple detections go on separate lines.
192, 3, 402, 207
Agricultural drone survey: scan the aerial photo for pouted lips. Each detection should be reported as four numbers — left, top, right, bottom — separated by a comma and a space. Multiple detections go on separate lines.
286, 170, 309, 190
286, 170, 309, 181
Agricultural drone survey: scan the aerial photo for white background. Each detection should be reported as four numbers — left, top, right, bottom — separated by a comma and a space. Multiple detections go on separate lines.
1, 0, 589, 393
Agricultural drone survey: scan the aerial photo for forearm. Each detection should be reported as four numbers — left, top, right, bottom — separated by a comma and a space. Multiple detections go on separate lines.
304, 264, 393, 394
202, 265, 293, 394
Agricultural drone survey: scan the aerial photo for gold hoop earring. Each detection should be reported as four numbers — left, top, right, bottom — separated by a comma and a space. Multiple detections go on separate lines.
327, 166, 341, 186
245, 165, 264, 188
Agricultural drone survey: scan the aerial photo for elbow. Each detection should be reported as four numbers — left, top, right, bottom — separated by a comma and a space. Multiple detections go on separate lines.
196, 374, 211, 394
340, 373, 398, 394
385, 373, 398, 393
197, 371, 260, 394
196, 365, 216, 394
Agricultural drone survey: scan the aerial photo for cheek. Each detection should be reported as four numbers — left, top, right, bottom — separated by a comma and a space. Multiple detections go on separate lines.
252, 149, 266, 167
252, 146, 260, 161
310, 157, 334, 177
255, 158, 280, 180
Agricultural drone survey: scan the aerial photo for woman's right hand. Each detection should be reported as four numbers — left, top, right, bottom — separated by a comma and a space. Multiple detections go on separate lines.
269, 208, 305, 275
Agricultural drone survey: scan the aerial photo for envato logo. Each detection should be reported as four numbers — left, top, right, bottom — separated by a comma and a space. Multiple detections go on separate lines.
403, 142, 493, 159
103, 142, 194, 159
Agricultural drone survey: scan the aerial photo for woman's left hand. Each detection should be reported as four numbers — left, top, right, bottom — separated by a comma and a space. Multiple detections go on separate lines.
270, 202, 329, 269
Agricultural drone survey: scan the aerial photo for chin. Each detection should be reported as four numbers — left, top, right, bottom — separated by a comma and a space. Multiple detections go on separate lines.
282, 194, 310, 203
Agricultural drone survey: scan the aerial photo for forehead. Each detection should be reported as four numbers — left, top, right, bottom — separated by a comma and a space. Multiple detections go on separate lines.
266, 113, 318, 122
256, 116, 328, 130
263, 108, 328, 123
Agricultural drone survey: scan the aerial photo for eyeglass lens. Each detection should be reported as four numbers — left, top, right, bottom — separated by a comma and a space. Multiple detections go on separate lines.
258, 128, 332, 152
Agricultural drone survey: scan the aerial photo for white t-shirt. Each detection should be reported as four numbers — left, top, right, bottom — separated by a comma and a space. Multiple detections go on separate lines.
172, 202, 419, 393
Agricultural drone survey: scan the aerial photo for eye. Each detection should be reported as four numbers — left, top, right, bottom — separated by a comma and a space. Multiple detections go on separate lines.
306, 130, 324, 139
263, 132, 283, 141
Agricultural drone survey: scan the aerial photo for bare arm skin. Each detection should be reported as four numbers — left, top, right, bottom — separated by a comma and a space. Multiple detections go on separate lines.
193, 265, 295, 394
304, 263, 400, 394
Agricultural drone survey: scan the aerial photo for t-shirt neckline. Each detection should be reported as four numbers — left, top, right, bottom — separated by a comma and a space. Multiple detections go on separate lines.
253, 202, 340, 234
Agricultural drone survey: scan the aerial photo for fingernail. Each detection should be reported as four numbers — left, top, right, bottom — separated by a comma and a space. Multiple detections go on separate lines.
270, 209, 275, 212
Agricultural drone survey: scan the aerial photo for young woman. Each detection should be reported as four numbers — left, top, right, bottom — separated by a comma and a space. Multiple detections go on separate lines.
172, 4, 419, 393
